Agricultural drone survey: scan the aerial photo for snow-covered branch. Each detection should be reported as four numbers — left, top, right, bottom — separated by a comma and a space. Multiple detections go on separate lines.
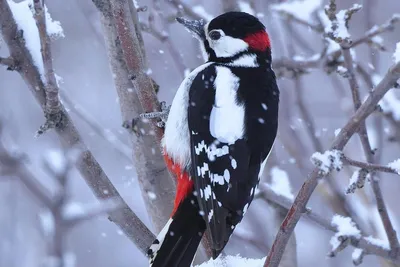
265, 54, 400, 267
0, 0, 155, 255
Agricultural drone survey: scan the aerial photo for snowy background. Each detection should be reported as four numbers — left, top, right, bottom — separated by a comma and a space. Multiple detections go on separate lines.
1, 0, 400, 266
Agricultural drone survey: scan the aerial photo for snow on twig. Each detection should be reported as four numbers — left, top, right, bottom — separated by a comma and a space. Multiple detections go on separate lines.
7, 0, 63, 80
352, 248, 365, 266
346, 169, 369, 194
329, 215, 361, 257
388, 159, 400, 174
310, 149, 343, 175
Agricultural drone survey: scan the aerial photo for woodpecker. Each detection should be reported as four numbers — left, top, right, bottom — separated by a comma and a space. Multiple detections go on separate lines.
147, 11, 279, 267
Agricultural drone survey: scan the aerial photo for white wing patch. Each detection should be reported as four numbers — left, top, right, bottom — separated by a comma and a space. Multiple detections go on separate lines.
163, 63, 212, 168
210, 67, 245, 144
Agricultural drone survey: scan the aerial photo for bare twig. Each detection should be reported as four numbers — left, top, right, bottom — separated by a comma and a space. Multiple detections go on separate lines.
0, 56, 18, 70
343, 157, 399, 175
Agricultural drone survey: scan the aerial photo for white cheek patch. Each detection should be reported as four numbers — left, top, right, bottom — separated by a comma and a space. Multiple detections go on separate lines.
209, 66, 245, 144
211, 36, 249, 58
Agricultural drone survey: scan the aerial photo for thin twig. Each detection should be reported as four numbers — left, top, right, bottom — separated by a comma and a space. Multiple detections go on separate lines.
342, 156, 399, 175
0, 56, 18, 70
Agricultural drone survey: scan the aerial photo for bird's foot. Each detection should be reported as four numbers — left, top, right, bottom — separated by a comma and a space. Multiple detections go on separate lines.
139, 101, 171, 128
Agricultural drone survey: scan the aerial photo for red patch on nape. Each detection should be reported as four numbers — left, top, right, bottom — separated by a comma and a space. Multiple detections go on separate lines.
243, 30, 271, 51
163, 151, 194, 217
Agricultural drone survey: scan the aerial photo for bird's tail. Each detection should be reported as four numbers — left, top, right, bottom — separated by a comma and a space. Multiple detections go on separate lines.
148, 194, 206, 267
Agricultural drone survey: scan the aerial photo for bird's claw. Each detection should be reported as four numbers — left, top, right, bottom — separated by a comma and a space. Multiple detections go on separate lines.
139, 101, 171, 128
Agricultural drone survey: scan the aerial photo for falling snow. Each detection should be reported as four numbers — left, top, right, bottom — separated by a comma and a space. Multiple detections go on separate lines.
44, 149, 67, 175
147, 191, 157, 200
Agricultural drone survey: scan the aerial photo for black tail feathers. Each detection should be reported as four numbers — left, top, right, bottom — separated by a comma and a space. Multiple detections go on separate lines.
148, 194, 206, 267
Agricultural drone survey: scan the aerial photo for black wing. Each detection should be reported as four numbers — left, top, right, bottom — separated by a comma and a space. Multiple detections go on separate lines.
188, 64, 279, 257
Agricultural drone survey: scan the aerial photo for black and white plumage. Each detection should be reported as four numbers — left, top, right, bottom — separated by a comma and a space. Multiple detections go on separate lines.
148, 11, 279, 267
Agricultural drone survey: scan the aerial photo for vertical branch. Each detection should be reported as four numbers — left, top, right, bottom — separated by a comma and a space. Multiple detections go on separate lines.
91, 0, 176, 234
33, 0, 60, 117
0, 0, 155, 254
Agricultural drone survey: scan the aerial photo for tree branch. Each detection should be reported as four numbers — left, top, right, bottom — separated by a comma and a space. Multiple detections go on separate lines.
264, 58, 400, 266
0, 0, 154, 254
258, 184, 398, 263
334, 6, 400, 256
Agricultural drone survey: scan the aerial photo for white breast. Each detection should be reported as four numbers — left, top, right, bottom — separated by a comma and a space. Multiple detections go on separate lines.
209, 66, 245, 144
163, 63, 212, 168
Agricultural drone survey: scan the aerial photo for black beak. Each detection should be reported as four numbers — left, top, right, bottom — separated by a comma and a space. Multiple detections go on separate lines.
176, 17, 206, 40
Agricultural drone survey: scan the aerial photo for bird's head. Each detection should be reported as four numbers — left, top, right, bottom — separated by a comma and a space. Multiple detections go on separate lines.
177, 12, 271, 65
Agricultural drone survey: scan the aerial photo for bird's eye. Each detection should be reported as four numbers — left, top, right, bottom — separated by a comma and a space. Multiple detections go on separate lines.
209, 30, 221, 40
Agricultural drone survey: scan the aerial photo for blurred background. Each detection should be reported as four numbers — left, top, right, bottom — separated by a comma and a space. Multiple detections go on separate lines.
1, 0, 400, 266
